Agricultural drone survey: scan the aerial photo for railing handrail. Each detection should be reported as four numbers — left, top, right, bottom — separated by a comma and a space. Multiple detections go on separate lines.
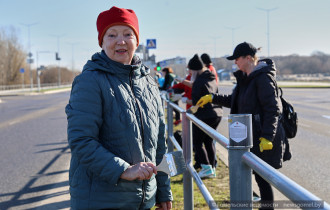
242, 152, 330, 205
162, 95, 330, 210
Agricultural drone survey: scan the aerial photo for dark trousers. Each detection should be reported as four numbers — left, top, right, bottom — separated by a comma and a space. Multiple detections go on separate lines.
193, 117, 221, 168
255, 173, 274, 210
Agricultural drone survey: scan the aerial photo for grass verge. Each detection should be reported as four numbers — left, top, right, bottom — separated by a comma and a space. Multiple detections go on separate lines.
169, 160, 230, 209
152, 116, 230, 209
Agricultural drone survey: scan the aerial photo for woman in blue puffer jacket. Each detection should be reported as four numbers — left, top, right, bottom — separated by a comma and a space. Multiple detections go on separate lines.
65, 6, 172, 210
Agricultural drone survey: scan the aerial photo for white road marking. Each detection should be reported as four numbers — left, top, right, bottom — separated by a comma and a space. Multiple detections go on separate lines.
322, 115, 330, 119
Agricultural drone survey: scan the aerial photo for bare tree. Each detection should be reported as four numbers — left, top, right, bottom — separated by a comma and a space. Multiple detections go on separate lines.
0, 26, 26, 85
40, 66, 76, 84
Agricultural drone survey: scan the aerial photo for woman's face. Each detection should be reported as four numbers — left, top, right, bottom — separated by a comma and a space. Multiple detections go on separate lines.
102, 25, 138, 65
235, 56, 249, 72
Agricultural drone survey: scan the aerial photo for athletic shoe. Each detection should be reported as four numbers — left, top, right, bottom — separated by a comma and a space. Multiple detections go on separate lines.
253, 192, 261, 202
198, 164, 214, 178
253, 196, 261, 202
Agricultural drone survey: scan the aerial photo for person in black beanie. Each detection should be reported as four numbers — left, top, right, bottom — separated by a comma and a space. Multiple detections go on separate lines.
188, 54, 222, 178
201, 53, 218, 84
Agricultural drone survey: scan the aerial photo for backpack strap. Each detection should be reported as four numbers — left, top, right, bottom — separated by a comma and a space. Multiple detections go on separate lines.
266, 73, 280, 98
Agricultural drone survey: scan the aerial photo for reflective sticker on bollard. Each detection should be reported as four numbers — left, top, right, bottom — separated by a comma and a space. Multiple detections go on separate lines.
229, 121, 247, 143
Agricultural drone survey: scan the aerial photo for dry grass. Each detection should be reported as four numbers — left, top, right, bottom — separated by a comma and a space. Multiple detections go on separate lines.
169, 160, 230, 210
152, 115, 231, 209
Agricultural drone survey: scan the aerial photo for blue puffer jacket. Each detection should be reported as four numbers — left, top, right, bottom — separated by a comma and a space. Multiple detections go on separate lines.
65, 51, 172, 210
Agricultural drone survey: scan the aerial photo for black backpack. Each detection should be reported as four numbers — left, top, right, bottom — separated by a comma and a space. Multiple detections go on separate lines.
278, 87, 298, 139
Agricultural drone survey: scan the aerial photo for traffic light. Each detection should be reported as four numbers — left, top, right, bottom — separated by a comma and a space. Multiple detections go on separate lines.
55, 52, 61, 61
154, 62, 161, 71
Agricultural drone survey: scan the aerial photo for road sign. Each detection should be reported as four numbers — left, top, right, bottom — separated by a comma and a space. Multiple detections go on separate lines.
146, 39, 156, 49
20, 68, 25, 73
27, 58, 34, 64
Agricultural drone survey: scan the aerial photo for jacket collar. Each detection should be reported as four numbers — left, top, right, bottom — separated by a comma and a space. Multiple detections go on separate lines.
233, 58, 276, 82
83, 51, 150, 78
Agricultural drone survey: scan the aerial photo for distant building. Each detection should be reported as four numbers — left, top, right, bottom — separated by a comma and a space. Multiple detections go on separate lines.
158, 57, 187, 78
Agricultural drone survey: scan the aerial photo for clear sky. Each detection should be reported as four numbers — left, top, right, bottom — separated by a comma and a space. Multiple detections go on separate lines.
1, 0, 330, 71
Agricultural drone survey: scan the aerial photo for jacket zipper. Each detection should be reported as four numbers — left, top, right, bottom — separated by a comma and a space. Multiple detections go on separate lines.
129, 69, 147, 209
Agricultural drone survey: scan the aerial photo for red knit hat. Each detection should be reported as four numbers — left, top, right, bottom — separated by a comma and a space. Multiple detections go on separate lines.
97, 6, 139, 47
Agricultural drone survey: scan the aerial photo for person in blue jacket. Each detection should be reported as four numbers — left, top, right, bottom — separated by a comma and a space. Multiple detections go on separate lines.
65, 6, 172, 210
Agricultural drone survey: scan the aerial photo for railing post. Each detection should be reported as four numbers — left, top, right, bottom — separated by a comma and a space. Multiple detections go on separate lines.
167, 100, 174, 152
182, 112, 193, 210
228, 114, 253, 209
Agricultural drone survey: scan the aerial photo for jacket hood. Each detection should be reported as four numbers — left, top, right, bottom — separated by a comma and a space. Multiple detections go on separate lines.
234, 58, 277, 81
197, 69, 216, 81
82, 51, 150, 78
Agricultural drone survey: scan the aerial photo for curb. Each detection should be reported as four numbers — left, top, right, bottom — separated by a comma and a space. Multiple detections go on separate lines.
0, 88, 71, 97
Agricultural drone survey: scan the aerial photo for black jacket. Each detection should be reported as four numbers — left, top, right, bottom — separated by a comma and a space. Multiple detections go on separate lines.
212, 59, 285, 168
192, 69, 222, 120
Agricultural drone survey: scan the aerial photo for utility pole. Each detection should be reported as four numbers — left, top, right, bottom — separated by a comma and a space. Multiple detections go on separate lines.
257, 7, 278, 57
36, 51, 50, 92
21, 22, 37, 90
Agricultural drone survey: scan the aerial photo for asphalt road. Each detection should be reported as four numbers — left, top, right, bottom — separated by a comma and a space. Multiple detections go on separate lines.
216, 86, 330, 204
0, 91, 71, 209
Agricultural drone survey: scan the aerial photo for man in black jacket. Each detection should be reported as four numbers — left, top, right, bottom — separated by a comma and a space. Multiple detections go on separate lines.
188, 54, 222, 178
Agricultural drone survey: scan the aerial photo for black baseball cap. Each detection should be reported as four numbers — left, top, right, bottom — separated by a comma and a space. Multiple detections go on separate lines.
226, 42, 257, 60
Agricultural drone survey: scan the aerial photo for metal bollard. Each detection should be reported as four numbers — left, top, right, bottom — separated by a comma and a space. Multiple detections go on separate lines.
182, 112, 193, 210
228, 114, 253, 210
167, 100, 174, 152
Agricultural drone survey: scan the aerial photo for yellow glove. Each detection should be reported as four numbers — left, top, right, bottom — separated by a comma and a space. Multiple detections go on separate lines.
259, 137, 273, 152
196, 94, 213, 108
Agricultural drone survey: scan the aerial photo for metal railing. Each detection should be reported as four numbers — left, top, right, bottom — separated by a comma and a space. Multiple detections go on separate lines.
162, 96, 330, 210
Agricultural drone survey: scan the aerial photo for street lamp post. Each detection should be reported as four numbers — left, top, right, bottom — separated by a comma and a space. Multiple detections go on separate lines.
51, 34, 65, 87
68, 42, 78, 71
210, 36, 221, 59
36, 51, 50, 92
21, 22, 37, 91
257, 7, 278, 57
225, 26, 240, 52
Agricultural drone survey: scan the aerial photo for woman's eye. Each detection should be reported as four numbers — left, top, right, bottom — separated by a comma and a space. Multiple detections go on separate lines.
108, 34, 116, 38
125, 33, 133, 37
